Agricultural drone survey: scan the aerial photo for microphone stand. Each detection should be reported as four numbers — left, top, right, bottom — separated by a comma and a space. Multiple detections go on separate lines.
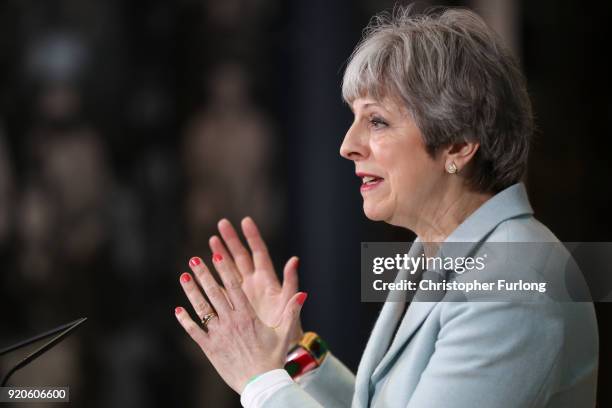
0, 317, 87, 386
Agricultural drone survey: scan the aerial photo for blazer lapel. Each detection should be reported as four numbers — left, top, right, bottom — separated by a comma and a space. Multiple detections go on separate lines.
370, 275, 439, 382
353, 240, 423, 407
369, 183, 535, 384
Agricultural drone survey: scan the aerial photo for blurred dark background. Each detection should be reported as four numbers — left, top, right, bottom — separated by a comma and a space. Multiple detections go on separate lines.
0, 0, 610, 407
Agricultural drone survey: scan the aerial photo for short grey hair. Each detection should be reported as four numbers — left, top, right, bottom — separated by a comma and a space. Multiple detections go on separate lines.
342, 6, 533, 193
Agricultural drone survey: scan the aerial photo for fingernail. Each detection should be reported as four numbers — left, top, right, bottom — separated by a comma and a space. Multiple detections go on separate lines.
213, 253, 223, 263
297, 292, 308, 305
295, 257, 300, 268
180, 272, 191, 283
189, 257, 201, 267
175, 307, 183, 314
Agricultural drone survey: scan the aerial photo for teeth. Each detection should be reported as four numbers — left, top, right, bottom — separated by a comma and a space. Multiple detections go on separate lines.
363, 176, 378, 183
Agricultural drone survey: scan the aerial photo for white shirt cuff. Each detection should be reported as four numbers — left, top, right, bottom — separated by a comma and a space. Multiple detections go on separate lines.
240, 369, 295, 408
295, 368, 317, 386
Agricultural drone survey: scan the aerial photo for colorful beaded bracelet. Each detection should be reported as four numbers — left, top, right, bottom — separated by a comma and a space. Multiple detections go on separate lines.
298, 331, 328, 365
284, 332, 329, 379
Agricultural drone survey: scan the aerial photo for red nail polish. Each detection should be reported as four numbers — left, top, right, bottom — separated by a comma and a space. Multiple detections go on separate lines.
180, 272, 191, 283
295, 257, 300, 268
189, 257, 201, 267
297, 292, 308, 305
213, 253, 223, 263
175, 307, 183, 314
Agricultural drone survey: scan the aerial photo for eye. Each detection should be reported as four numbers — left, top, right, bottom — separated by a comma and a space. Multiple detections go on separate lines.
369, 116, 388, 129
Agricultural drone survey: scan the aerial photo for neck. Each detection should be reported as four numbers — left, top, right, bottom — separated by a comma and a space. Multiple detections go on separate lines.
405, 183, 493, 244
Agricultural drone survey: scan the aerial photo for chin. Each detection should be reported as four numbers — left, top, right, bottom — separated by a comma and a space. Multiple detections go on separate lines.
362, 202, 391, 222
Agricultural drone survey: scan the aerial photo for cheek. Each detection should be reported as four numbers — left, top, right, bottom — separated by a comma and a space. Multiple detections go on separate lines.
373, 135, 436, 173
374, 138, 436, 193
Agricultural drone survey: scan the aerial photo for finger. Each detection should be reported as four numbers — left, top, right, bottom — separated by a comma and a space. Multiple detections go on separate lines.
206, 244, 243, 292
281, 256, 300, 299
192, 256, 235, 310
189, 256, 232, 317
179, 272, 216, 321
174, 306, 208, 346
211, 253, 256, 317
209, 235, 242, 284
219, 286, 234, 310
217, 219, 255, 277
279, 292, 308, 338
241, 217, 276, 280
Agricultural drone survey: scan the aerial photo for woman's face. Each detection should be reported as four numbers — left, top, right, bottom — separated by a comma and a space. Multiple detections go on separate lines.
340, 97, 445, 226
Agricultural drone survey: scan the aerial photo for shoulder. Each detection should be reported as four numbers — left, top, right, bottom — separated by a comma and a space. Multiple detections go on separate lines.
487, 213, 560, 243
479, 214, 573, 286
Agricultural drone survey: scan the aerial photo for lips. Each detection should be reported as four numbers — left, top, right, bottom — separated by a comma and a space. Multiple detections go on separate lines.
356, 172, 384, 192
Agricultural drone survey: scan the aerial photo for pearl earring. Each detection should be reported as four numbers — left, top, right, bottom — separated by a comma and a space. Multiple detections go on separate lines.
446, 162, 458, 174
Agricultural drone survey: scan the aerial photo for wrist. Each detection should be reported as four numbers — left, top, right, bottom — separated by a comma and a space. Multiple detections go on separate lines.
287, 328, 305, 351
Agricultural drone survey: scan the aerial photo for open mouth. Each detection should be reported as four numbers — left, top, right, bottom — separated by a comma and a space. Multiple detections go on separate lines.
357, 173, 384, 191
362, 175, 383, 185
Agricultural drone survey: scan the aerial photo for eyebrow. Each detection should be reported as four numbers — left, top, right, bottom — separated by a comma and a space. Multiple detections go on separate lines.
351, 101, 390, 115
350, 102, 393, 115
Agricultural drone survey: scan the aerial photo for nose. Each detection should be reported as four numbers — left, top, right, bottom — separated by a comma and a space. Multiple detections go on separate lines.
340, 121, 368, 161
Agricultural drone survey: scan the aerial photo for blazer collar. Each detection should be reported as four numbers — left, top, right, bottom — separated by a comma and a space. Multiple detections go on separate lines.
438, 182, 534, 260
444, 182, 533, 243
365, 183, 534, 391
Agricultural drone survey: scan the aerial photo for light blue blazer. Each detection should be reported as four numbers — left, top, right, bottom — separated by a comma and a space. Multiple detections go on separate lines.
263, 183, 599, 407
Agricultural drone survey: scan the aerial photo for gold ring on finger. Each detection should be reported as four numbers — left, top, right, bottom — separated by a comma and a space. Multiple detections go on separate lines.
201, 312, 218, 330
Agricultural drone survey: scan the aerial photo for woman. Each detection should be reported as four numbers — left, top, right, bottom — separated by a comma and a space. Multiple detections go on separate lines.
174, 7, 599, 407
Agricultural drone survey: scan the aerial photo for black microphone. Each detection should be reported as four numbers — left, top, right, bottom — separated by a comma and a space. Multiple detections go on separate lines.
0, 317, 87, 386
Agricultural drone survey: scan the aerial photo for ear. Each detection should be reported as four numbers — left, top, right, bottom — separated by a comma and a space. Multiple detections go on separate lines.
443, 140, 480, 173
